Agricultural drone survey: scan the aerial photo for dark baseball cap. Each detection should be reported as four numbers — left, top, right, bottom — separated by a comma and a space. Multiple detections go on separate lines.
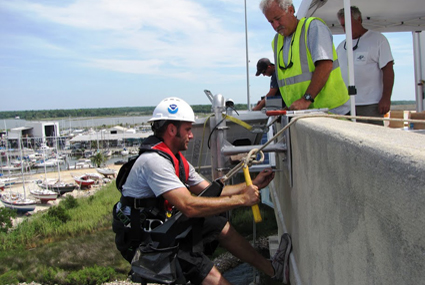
255, 58, 271, 76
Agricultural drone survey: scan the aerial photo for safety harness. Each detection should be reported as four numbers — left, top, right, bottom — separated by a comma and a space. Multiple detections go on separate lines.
114, 135, 224, 284
116, 135, 190, 248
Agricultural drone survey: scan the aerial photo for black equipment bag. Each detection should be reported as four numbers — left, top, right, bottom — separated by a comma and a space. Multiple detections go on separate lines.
131, 243, 180, 285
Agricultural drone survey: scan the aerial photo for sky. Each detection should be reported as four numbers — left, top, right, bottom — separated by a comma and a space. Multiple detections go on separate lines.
0, 0, 418, 111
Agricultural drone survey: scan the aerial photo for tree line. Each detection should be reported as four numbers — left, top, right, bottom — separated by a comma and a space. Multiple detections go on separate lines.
0, 104, 249, 120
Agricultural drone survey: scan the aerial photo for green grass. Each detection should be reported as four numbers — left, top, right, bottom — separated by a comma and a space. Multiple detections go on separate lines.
0, 182, 278, 284
0, 184, 120, 251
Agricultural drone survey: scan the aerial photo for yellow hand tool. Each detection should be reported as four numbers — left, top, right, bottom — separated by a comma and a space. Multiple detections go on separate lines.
243, 165, 262, 223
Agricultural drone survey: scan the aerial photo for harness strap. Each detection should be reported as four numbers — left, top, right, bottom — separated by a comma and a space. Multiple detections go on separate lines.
130, 206, 141, 245
120, 196, 161, 246
120, 196, 158, 209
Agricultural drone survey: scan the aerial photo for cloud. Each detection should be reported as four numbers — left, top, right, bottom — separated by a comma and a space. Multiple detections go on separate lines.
0, 0, 416, 111
1, 0, 249, 73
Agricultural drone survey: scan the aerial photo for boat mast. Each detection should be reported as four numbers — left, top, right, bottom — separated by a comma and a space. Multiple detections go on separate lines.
3, 121, 12, 185
54, 124, 61, 182
18, 134, 27, 199
244, 0, 251, 110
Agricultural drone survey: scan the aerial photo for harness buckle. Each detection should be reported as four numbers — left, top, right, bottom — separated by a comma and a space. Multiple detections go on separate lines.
143, 219, 164, 232
134, 198, 144, 210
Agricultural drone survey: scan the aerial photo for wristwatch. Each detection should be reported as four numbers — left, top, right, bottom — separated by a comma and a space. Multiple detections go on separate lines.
303, 94, 314, 103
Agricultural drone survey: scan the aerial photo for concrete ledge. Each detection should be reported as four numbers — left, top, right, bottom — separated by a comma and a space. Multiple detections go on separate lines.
275, 117, 425, 285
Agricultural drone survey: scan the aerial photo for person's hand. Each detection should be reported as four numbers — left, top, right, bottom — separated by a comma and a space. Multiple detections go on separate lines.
252, 98, 266, 111
378, 98, 391, 114
252, 168, 275, 189
242, 184, 260, 206
289, 98, 311, 110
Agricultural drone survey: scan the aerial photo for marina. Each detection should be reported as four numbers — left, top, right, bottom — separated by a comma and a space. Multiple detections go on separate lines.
0, 0, 425, 283
1, 95, 425, 284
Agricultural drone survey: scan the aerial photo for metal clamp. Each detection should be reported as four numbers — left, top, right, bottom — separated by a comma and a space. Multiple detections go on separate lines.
142, 219, 164, 232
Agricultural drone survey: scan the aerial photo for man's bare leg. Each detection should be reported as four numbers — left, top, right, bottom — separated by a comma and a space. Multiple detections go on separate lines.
218, 222, 275, 277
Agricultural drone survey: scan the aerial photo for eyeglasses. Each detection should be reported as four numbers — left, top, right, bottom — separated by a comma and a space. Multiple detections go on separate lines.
344, 36, 361, 50
278, 33, 295, 70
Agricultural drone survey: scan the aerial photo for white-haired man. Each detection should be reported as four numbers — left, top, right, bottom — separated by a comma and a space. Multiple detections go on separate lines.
259, 0, 350, 114
336, 6, 394, 125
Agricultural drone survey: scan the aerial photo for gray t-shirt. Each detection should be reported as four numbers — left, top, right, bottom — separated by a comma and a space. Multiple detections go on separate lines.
122, 151, 204, 199
282, 19, 334, 65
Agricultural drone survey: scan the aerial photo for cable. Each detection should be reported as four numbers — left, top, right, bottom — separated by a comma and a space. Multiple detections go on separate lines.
220, 112, 425, 183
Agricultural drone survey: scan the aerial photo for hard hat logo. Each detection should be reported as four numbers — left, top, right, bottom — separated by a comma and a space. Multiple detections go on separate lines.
168, 104, 178, 114
148, 97, 195, 123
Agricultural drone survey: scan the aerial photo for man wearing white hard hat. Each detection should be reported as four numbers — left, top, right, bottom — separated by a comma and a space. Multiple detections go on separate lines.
113, 97, 290, 284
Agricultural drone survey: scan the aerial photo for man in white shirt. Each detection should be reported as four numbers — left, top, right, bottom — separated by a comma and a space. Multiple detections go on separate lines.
336, 6, 395, 125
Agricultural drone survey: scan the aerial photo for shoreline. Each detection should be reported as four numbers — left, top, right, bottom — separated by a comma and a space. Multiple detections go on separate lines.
0, 163, 122, 223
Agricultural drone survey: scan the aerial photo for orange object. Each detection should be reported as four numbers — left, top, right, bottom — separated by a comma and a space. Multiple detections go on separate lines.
266, 110, 287, 116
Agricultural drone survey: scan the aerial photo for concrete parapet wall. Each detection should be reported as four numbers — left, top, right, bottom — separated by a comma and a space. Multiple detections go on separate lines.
273, 117, 425, 285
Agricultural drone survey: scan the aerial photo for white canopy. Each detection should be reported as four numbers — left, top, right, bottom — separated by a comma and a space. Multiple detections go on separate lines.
298, 0, 425, 112
298, 0, 425, 34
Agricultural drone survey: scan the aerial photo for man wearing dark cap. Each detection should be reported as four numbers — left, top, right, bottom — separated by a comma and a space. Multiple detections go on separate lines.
253, 58, 285, 111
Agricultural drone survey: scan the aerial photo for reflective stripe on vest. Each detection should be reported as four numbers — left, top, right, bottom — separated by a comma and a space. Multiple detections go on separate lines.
272, 17, 349, 109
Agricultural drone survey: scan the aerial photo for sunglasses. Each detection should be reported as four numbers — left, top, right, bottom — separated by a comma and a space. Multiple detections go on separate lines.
344, 36, 361, 50
278, 32, 296, 70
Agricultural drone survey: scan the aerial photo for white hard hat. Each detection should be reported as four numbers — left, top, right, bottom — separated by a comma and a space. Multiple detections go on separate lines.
148, 97, 195, 123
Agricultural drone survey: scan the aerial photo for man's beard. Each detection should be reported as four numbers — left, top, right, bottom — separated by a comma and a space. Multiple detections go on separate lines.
176, 131, 187, 150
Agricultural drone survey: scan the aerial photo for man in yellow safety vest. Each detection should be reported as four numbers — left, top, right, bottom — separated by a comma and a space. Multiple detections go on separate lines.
259, 0, 350, 114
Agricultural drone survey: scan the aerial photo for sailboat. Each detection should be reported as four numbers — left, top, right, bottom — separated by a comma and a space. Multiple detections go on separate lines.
121, 137, 129, 155
35, 129, 77, 196
1, 192, 36, 213
73, 174, 96, 189
32, 147, 60, 202
29, 186, 58, 204
121, 147, 129, 156
1, 134, 36, 213
96, 167, 117, 178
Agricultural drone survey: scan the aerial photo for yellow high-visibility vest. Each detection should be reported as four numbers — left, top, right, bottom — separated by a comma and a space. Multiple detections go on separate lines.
272, 17, 349, 109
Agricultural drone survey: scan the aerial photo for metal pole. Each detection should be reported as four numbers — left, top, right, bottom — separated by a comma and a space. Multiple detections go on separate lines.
210, 94, 226, 180
244, 0, 251, 110
343, 0, 356, 120
413, 31, 424, 112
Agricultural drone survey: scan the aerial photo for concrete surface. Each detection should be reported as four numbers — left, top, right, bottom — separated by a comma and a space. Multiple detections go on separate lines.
272, 117, 425, 285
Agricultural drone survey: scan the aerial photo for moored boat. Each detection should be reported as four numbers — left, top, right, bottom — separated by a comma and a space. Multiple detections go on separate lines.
30, 188, 58, 204
96, 167, 117, 178
84, 172, 103, 181
0, 177, 18, 187
36, 180, 77, 196
73, 175, 96, 189
69, 159, 93, 170
1, 192, 36, 213
121, 148, 129, 156
34, 158, 63, 168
